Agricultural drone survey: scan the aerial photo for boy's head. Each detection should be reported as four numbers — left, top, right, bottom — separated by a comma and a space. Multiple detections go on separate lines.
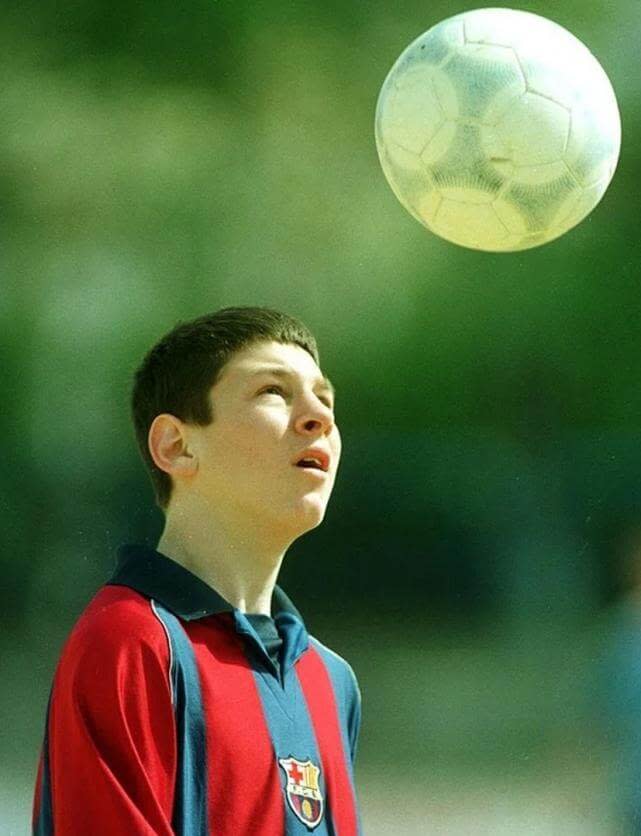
132, 307, 331, 515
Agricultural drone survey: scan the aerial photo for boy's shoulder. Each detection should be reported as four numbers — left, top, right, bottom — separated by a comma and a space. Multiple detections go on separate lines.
49, 584, 175, 738
308, 634, 360, 698
58, 584, 170, 673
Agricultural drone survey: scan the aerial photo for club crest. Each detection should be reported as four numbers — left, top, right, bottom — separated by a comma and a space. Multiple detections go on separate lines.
278, 755, 324, 829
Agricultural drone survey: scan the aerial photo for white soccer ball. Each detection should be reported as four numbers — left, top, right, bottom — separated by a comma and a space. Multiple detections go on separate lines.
375, 8, 621, 252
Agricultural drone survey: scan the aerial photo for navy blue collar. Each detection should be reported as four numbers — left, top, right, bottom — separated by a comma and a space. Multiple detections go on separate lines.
108, 543, 305, 626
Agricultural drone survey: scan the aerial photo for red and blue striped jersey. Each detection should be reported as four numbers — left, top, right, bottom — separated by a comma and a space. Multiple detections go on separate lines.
32, 545, 362, 835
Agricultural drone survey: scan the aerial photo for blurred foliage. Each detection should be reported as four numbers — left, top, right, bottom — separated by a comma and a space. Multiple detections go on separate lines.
1, 0, 640, 638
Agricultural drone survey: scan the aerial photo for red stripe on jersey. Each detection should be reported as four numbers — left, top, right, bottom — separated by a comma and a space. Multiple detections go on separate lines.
296, 646, 359, 835
186, 615, 285, 834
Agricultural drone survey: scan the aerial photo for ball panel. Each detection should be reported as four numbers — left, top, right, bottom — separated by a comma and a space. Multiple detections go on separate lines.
376, 68, 444, 155
497, 170, 580, 234
415, 17, 465, 57
457, 7, 559, 51
507, 159, 575, 188
490, 92, 570, 168
441, 43, 526, 122
563, 78, 621, 188
420, 119, 457, 167
427, 123, 505, 199
502, 230, 556, 252
415, 188, 444, 229
390, 17, 463, 82
520, 38, 599, 104
431, 197, 516, 251
551, 175, 611, 232
491, 191, 530, 236
376, 141, 434, 219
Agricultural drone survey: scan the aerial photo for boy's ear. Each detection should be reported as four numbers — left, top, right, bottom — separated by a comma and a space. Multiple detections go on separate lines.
148, 414, 197, 478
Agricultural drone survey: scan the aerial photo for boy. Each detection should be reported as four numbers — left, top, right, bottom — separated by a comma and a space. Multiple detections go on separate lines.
33, 306, 361, 835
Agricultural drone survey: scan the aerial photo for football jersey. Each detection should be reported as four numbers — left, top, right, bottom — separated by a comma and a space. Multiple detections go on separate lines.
33, 544, 362, 835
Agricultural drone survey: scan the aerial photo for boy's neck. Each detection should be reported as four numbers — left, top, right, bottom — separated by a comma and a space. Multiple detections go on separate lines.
157, 506, 288, 616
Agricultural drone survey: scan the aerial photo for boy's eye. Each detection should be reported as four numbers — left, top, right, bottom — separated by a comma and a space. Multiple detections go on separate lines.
260, 385, 334, 410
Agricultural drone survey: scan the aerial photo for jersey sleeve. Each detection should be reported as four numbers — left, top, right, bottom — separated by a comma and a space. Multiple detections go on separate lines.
32, 589, 177, 835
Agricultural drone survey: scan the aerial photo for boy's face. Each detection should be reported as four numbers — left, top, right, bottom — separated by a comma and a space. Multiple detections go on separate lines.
186, 340, 341, 539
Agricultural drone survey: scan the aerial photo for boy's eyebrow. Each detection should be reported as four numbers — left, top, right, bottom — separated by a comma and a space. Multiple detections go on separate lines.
246, 365, 335, 397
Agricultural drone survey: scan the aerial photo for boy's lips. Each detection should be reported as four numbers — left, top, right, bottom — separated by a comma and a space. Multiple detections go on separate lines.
292, 446, 330, 472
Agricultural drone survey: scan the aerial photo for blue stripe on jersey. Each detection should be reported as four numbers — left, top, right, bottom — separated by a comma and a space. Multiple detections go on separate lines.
240, 632, 333, 835
33, 692, 54, 836
151, 601, 208, 836
309, 637, 362, 831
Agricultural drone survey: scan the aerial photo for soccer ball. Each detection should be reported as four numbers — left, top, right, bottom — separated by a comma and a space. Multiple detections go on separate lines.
375, 8, 621, 252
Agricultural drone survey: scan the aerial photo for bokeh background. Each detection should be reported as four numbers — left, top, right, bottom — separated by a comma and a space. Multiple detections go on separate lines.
2, 0, 640, 832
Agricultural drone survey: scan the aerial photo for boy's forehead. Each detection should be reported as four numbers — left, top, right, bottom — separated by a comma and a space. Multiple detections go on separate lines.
218, 340, 326, 385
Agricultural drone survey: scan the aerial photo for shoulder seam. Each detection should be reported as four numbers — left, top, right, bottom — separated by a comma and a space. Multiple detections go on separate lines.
309, 635, 349, 668
309, 636, 361, 702
150, 599, 176, 706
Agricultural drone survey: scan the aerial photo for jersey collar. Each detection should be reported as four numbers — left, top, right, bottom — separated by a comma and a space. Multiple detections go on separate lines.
108, 543, 305, 627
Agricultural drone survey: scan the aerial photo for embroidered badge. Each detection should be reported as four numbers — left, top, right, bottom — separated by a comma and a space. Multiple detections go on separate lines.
278, 756, 324, 829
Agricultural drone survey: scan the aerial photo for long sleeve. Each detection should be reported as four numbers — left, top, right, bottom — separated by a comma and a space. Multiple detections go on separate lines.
32, 589, 177, 835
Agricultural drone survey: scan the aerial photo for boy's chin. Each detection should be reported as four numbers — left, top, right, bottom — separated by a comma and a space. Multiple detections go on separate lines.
285, 499, 327, 536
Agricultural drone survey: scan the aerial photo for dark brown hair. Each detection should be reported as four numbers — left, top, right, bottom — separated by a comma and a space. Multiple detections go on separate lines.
131, 306, 320, 509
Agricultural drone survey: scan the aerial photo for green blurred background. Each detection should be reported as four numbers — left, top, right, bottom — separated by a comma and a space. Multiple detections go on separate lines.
2, 0, 640, 832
